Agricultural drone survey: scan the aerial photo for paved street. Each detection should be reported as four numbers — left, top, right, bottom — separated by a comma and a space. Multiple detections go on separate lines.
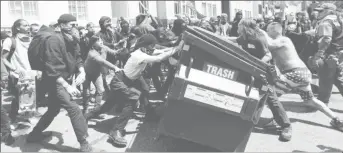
1, 85, 343, 152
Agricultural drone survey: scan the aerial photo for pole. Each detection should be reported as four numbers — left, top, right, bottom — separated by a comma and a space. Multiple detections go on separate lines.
139, 1, 149, 14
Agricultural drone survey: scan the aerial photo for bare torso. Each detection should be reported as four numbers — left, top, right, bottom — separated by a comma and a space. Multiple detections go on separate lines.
269, 36, 307, 72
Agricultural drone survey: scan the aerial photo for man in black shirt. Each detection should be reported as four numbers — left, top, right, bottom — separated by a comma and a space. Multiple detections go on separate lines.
26, 14, 93, 152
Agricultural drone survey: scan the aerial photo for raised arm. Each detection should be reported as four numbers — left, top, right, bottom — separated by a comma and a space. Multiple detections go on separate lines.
102, 45, 124, 56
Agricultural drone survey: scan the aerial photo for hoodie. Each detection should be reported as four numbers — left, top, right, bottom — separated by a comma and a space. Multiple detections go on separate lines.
35, 25, 83, 82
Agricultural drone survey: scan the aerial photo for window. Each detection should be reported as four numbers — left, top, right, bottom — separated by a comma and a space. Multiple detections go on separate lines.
174, 1, 180, 15
139, 1, 149, 14
258, 4, 263, 14
174, 1, 195, 16
8, 1, 38, 19
68, 1, 88, 21
213, 4, 217, 17
207, 3, 212, 17
202, 2, 207, 16
188, 1, 196, 16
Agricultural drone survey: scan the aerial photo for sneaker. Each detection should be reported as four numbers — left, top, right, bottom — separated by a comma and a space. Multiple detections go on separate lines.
263, 119, 280, 131
279, 126, 292, 142
80, 141, 93, 152
26, 131, 53, 143
330, 117, 343, 132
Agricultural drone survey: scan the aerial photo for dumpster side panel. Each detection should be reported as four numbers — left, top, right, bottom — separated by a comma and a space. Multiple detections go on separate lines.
158, 96, 254, 151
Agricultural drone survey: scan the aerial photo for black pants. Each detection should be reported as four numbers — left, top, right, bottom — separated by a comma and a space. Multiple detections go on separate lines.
266, 89, 291, 128
253, 77, 290, 128
85, 71, 143, 133
160, 63, 177, 96
147, 63, 163, 94
30, 80, 88, 143
8, 76, 19, 122
36, 77, 48, 107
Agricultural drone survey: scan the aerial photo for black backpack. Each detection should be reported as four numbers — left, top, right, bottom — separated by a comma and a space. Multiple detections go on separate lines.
28, 28, 54, 71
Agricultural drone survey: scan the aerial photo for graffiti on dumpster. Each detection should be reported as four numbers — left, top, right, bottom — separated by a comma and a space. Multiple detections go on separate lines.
183, 84, 244, 113
203, 62, 239, 81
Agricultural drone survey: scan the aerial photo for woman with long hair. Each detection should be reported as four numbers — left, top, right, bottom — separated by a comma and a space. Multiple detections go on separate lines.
236, 19, 272, 62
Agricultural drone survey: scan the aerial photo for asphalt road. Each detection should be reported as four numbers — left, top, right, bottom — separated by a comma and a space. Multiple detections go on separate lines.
1, 85, 343, 152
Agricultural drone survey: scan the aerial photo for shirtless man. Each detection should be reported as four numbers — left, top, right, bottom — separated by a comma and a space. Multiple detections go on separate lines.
265, 22, 343, 132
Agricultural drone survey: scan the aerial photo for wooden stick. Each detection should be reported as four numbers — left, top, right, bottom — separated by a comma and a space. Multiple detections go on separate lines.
139, 1, 149, 14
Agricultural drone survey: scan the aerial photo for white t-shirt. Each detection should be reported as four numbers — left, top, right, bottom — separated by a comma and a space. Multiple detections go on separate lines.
2, 37, 32, 72
123, 49, 151, 80
124, 49, 174, 80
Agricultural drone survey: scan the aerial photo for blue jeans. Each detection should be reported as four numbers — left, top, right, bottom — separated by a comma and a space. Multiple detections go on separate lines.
30, 79, 88, 143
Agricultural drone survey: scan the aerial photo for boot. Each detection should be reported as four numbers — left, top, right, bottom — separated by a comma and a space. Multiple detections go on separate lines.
331, 117, 343, 132
80, 141, 93, 152
263, 119, 280, 130
108, 130, 127, 147
279, 126, 292, 142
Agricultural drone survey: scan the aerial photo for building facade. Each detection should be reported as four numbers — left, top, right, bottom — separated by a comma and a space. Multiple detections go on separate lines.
221, 1, 254, 21
2, 1, 264, 30
1, 1, 224, 29
1, 1, 112, 29
252, 1, 264, 19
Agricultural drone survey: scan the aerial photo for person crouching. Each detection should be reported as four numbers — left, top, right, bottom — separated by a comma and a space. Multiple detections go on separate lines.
84, 34, 183, 147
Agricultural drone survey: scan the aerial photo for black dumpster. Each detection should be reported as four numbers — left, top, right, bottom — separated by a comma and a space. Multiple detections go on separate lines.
157, 26, 272, 152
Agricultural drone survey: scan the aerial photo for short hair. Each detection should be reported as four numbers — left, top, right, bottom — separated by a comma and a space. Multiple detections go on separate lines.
86, 22, 94, 28
267, 22, 283, 35
87, 35, 100, 50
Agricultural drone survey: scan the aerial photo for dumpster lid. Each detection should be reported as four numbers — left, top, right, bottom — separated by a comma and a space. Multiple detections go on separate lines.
185, 26, 269, 72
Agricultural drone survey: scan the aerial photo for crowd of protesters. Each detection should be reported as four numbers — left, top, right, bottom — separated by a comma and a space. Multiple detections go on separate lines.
1, 2, 343, 152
